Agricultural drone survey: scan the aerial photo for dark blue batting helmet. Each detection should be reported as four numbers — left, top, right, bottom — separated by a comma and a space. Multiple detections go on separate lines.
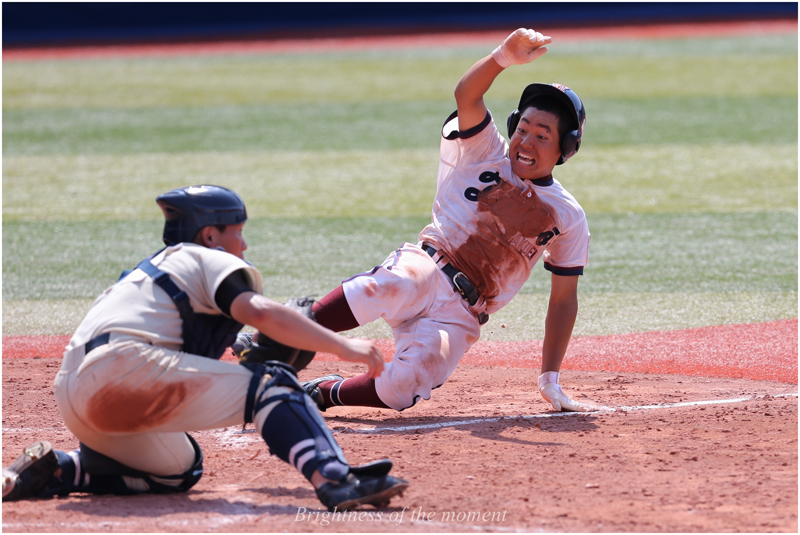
156, 185, 247, 246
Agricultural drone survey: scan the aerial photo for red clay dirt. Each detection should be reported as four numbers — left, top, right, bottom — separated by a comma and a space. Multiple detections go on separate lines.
6, 319, 797, 383
2, 320, 798, 532
2, 355, 797, 533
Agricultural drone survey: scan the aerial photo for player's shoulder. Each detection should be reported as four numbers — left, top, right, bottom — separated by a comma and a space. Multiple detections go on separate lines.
441, 110, 494, 141
542, 178, 584, 210
535, 178, 587, 231
160, 243, 254, 271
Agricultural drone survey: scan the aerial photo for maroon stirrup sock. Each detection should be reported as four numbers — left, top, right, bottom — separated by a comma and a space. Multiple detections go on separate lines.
319, 374, 389, 409
312, 286, 360, 333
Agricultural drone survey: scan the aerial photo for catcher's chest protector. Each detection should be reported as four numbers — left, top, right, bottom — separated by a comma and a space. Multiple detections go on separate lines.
135, 256, 243, 359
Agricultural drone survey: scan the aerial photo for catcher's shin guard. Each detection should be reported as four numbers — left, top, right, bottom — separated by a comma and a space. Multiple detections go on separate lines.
245, 363, 349, 481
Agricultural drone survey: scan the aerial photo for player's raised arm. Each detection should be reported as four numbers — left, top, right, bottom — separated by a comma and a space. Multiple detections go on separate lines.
454, 28, 552, 131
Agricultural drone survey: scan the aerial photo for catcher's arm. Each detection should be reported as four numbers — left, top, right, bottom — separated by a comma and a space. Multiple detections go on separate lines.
230, 291, 384, 378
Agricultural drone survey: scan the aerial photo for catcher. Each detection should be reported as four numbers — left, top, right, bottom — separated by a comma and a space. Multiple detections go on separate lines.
2, 185, 408, 511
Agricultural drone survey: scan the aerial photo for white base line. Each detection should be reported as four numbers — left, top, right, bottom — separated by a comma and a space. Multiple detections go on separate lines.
3, 394, 796, 437
346, 393, 799, 434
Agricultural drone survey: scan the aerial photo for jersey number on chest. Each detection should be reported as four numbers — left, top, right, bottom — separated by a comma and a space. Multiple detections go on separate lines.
463, 171, 501, 202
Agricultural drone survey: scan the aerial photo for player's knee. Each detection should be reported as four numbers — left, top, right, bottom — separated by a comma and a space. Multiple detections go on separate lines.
377, 353, 445, 411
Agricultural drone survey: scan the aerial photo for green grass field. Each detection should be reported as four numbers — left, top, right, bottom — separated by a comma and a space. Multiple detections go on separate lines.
3, 32, 797, 341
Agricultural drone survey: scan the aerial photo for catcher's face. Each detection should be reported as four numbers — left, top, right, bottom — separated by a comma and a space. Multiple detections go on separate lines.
509, 107, 562, 180
205, 223, 248, 259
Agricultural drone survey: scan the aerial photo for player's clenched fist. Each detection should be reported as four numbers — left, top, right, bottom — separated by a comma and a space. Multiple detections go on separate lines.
492, 28, 552, 69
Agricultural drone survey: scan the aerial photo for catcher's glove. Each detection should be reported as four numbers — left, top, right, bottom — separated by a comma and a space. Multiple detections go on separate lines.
232, 296, 318, 372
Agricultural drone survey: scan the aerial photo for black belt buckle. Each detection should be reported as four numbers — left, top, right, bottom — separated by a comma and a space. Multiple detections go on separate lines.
451, 271, 478, 306
424, 244, 487, 324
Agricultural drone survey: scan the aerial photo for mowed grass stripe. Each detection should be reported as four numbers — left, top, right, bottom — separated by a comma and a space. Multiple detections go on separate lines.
5, 291, 796, 340
4, 210, 795, 300
3, 96, 796, 155
2, 34, 795, 110
3, 32, 796, 340
3, 144, 796, 222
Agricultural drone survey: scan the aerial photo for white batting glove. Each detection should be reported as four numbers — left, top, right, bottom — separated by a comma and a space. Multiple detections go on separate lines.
492, 28, 552, 69
538, 371, 592, 412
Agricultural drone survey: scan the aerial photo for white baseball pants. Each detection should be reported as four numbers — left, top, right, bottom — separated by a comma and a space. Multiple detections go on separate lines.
55, 337, 252, 476
342, 242, 482, 410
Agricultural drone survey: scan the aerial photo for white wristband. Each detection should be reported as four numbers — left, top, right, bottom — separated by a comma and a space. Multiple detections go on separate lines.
491, 46, 512, 69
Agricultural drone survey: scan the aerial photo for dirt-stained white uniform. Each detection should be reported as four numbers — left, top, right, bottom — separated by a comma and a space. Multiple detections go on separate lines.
54, 243, 262, 477
342, 111, 590, 410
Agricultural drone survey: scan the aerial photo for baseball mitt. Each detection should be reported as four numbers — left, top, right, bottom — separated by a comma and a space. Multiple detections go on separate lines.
232, 296, 317, 372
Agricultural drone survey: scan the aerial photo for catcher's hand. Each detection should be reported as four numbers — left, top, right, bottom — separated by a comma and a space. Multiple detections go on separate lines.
232, 296, 317, 372
492, 28, 551, 69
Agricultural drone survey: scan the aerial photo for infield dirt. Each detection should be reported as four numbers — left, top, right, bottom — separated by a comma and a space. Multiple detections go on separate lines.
2, 354, 797, 533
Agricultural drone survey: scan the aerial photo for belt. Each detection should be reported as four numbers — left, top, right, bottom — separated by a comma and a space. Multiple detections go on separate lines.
423, 245, 488, 325
84, 332, 111, 354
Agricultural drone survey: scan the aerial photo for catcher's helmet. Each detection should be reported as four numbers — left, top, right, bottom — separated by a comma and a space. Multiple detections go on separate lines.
507, 83, 586, 165
156, 185, 247, 246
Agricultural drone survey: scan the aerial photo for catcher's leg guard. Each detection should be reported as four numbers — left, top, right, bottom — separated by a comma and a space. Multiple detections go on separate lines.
41, 435, 204, 497
244, 362, 349, 482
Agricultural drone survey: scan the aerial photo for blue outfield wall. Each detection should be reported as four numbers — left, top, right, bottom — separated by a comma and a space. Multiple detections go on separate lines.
2, 2, 797, 47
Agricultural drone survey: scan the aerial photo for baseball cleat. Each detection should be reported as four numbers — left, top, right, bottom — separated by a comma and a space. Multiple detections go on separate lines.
315, 471, 409, 511
301, 374, 343, 412
2, 441, 59, 502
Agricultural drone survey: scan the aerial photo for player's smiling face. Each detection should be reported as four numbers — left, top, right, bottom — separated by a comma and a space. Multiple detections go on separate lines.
509, 107, 562, 180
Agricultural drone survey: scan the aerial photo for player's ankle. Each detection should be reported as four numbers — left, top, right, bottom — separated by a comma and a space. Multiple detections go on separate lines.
317, 380, 340, 408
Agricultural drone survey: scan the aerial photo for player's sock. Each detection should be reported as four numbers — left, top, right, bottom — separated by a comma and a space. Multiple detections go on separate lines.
319, 374, 389, 409
312, 286, 359, 332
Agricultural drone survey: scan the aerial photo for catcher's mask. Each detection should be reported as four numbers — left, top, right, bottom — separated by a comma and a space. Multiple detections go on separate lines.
507, 83, 586, 165
157, 185, 247, 246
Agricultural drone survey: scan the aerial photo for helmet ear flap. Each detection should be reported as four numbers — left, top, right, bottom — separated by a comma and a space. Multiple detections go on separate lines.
556, 129, 582, 166
506, 109, 520, 139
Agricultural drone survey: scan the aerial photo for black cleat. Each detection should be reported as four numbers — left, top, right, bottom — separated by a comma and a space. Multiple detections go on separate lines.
315, 466, 409, 511
301, 374, 343, 412
2, 441, 59, 502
